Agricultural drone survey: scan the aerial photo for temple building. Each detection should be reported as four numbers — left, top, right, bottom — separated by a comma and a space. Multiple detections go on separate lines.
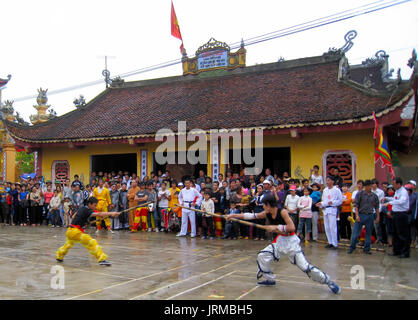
1, 36, 417, 184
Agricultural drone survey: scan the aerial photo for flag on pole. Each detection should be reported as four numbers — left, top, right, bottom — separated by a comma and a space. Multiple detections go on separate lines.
373, 112, 396, 179
171, 1, 184, 54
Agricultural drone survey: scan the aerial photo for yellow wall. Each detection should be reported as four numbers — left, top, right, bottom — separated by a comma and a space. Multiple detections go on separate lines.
41, 129, 375, 183
42, 144, 142, 183
264, 129, 374, 182
217, 129, 375, 182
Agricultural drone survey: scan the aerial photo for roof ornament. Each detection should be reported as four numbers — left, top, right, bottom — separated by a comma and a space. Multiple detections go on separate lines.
0, 100, 16, 122
0, 74, 12, 89
30, 88, 53, 125
14, 111, 30, 126
407, 49, 417, 69
339, 30, 357, 53
2, 100, 14, 113
182, 47, 188, 58
110, 76, 125, 88
195, 38, 230, 56
362, 50, 389, 67
73, 95, 86, 108
324, 30, 357, 57
48, 108, 57, 118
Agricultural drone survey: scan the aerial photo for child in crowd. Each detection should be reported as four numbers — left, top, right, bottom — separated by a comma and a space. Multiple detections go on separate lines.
195, 189, 205, 236
146, 182, 157, 232
201, 191, 215, 240
158, 182, 171, 232
240, 188, 252, 239
49, 190, 62, 227
253, 184, 266, 241
382, 185, 395, 247
63, 197, 72, 227
44, 185, 54, 226
310, 183, 322, 241
297, 188, 313, 244
340, 183, 353, 240
18, 184, 29, 226
222, 201, 240, 239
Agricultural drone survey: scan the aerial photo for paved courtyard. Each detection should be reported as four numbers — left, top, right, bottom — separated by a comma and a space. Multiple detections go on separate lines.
0, 225, 417, 300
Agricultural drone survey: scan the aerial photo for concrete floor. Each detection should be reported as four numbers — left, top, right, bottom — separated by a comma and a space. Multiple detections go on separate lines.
0, 225, 417, 300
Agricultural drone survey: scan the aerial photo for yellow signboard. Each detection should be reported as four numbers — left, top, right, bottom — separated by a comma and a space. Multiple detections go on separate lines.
182, 38, 246, 75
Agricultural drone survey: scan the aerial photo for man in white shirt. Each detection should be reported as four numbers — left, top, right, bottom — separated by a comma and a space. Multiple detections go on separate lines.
177, 179, 202, 238
317, 177, 343, 249
382, 177, 410, 258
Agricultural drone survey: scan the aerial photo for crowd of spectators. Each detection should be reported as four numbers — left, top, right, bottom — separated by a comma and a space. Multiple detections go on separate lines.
0, 166, 416, 257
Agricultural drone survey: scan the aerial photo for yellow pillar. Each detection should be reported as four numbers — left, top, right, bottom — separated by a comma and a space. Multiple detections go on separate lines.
3, 143, 16, 182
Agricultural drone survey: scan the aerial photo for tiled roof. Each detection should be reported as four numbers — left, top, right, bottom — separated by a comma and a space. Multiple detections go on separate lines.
5, 55, 412, 143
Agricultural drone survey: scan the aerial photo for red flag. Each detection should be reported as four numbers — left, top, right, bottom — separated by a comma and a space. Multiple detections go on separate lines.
372, 112, 396, 180
171, 1, 184, 54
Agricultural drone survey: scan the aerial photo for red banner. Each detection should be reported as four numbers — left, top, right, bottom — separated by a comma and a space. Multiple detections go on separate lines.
171, 1, 184, 54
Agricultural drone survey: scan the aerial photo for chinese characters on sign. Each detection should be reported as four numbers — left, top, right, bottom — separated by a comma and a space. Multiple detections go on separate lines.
197, 50, 228, 70
141, 150, 148, 180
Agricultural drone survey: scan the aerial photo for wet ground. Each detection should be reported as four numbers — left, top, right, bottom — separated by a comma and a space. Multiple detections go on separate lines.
0, 225, 417, 300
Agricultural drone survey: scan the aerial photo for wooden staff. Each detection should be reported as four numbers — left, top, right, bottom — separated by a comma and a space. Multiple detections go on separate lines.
88, 201, 153, 225
175, 204, 270, 231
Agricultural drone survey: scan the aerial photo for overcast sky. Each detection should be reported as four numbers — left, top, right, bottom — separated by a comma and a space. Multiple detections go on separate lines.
1, 0, 417, 122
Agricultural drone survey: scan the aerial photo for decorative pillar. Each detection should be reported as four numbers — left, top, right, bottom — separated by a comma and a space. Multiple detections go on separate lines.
140, 149, 148, 180
3, 143, 16, 182
211, 141, 220, 182
33, 149, 42, 178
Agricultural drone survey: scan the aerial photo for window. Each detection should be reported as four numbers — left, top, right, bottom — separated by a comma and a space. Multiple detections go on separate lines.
322, 150, 356, 186
52, 160, 70, 184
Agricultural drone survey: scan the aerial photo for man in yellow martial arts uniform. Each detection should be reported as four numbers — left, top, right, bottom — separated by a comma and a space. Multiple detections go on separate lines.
56, 197, 121, 266
93, 179, 113, 234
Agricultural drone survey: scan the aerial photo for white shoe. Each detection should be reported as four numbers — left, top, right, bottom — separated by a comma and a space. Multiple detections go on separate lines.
110, 229, 114, 234
155, 229, 159, 233
147, 228, 152, 232
176, 233, 185, 237
95, 230, 99, 234
160, 228, 165, 232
